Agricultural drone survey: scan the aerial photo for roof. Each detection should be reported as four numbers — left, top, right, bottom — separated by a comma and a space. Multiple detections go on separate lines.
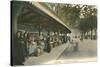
31, 2, 71, 33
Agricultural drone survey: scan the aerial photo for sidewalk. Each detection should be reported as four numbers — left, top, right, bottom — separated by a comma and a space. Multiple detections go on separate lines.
24, 43, 70, 65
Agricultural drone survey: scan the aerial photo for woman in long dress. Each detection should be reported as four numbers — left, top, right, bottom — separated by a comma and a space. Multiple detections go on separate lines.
13, 31, 26, 65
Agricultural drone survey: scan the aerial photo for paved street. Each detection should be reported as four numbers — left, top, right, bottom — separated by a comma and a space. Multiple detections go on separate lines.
52, 39, 97, 64
24, 39, 97, 65
24, 43, 70, 65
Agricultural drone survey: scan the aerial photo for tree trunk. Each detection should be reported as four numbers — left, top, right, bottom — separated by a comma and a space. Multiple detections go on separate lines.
83, 32, 85, 39
95, 29, 97, 39
90, 29, 93, 40
86, 32, 88, 39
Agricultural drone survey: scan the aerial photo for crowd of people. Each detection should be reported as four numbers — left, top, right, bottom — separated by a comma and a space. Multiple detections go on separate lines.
12, 31, 72, 65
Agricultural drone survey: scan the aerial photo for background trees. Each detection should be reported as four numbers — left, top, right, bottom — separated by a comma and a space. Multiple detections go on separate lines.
79, 5, 97, 39
45, 3, 97, 39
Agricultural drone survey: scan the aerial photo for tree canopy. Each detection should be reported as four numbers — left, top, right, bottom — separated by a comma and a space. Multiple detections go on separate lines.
45, 3, 97, 39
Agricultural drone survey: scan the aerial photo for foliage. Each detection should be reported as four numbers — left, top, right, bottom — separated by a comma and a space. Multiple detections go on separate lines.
45, 3, 97, 36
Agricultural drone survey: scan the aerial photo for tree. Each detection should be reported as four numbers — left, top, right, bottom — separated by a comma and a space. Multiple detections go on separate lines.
45, 3, 97, 39
79, 5, 97, 39
78, 18, 89, 38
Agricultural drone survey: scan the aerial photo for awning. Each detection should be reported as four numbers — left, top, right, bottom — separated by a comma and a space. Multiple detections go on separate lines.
31, 2, 71, 33
12, 1, 71, 33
